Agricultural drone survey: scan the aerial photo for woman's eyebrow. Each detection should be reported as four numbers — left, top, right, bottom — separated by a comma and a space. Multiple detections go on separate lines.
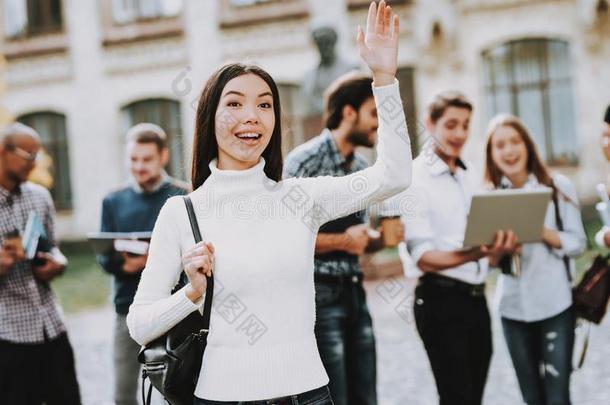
223, 90, 244, 97
222, 91, 272, 98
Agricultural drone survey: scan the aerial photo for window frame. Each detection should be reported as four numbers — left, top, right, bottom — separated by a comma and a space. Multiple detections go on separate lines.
99, 0, 184, 46
121, 98, 185, 180
218, 0, 309, 28
3, 0, 63, 39
17, 111, 73, 211
482, 38, 579, 166
111, 0, 183, 25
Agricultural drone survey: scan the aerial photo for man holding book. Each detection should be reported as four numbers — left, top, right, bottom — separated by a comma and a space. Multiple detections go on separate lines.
96, 123, 188, 405
0, 123, 81, 404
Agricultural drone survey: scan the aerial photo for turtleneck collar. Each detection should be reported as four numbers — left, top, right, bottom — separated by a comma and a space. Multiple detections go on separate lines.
206, 157, 267, 188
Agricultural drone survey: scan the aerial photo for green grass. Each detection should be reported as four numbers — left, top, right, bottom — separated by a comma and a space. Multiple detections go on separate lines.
574, 213, 606, 281
51, 242, 111, 314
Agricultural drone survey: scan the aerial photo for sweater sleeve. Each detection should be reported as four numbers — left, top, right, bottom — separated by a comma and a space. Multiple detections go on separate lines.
126, 196, 202, 346
551, 176, 587, 259
298, 80, 412, 227
96, 196, 125, 278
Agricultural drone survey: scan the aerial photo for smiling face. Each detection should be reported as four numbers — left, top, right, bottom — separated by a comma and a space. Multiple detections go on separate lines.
490, 125, 529, 179
126, 141, 168, 188
428, 106, 471, 160
214, 73, 276, 170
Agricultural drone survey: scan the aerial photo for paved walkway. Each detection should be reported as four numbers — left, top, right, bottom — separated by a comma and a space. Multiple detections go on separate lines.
66, 277, 610, 405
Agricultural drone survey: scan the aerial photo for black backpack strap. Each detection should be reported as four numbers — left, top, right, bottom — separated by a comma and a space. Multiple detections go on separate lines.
182, 196, 214, 332
141, 369, 153, 405
551, 183, 572, 282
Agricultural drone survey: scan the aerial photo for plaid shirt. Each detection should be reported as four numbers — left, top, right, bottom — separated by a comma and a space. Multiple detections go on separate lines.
284, 129, 369, 277
0, 182, 65, 344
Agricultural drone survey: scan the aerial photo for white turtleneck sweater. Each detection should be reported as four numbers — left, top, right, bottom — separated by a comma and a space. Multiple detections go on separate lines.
126, 81, 412, 401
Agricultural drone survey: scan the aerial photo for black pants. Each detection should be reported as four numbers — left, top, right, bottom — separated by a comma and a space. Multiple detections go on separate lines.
0, 332, 81, 405
414, 275, 492, 405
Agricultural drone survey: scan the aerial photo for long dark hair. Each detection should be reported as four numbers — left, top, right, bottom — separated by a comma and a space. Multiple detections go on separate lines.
191, 63, 283, 190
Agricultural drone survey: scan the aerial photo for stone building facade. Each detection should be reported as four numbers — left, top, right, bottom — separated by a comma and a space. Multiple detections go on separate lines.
1, 0, 609, 239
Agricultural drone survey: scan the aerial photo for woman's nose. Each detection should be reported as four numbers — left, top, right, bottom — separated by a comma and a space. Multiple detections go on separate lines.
241, 105, 260, 124
504, 144, 516, 154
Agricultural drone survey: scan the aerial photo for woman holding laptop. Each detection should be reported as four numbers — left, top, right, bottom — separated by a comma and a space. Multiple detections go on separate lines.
485, 113, 587, 405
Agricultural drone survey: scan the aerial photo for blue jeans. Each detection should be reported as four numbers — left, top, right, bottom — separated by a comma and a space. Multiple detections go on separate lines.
193, 385, 333, 404
502, 307, 575, 405
313, 274, 377, 405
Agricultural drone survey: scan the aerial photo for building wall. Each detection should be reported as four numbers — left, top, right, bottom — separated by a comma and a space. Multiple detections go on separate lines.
1, 0, 608, 240
0, 55, 9, 125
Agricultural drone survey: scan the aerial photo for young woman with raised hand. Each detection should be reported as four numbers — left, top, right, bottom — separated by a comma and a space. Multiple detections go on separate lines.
126, 2, 412, 404
485, 114, 586, 405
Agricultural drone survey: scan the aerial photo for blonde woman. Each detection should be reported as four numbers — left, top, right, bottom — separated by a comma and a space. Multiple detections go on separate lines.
485, 114, 586, 405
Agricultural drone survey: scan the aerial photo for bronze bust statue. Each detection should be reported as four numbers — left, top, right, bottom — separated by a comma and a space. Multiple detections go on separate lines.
301, 23, 358, 117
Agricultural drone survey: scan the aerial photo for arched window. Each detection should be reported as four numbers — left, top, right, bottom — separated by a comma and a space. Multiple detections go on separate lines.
18, 111, 73, 210
482, 39, 578, 165
121, 98, 185, 179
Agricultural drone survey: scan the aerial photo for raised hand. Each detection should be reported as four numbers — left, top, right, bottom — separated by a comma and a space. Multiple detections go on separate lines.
357, 1, 399, 87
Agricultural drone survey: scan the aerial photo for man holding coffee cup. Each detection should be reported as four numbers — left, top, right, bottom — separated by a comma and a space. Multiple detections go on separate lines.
284, 71, 404, 405
0, 123, 81, 404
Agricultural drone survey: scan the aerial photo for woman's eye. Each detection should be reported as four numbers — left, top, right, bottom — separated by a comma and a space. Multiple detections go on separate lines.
227, 101, 240, 107
259, 102, 272, 108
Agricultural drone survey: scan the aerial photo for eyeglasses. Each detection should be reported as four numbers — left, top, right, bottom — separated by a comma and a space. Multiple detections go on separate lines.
5, 144, 40, 162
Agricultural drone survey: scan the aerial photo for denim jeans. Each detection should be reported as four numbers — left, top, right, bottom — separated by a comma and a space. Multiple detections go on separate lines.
502, 306, 575, 405
313, 274, 377, 405
193, 385, 333, 404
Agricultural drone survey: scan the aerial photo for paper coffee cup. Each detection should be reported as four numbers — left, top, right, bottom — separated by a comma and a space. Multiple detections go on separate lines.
380, 216, 403, 247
